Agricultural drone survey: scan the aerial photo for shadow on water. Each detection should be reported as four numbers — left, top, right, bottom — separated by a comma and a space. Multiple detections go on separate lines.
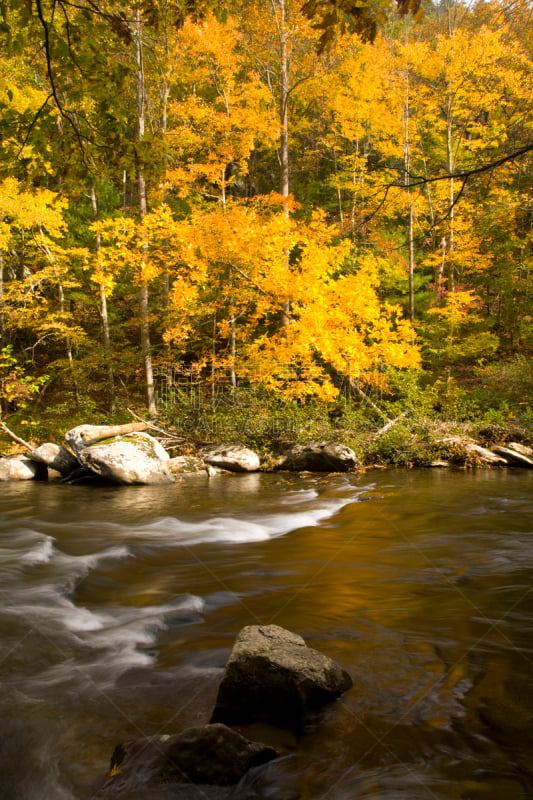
0, 469, 532, 799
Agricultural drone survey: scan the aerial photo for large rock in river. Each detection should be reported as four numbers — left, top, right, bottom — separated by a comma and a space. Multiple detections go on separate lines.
277, 441, 358, 472
65, 425, 171, 485
102, 724, 277, 794
211, 624, 353, 732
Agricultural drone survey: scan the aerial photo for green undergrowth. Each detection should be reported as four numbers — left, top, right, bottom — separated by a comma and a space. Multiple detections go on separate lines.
1, 361, 532, 466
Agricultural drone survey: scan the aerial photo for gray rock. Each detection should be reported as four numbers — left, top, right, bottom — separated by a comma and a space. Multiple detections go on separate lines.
74, 432, 171, 485
27, 442, 80, 475
277, 441, 357, 472
204, 445, 261, 473
493, 445, 533, 468
103, 724, 277, 792
211, 624, 353, 731
0, 456, 45, 481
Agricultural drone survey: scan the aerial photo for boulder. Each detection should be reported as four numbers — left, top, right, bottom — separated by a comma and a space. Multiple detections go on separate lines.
103, 724, 277, 792
0, 456, 46, 481
203, 445, 261, 473
27, 442, 80, 475
65, 425, 171, 485
277, 441, 357, 472
492, 445, 533, 468
211, 624, 353, 731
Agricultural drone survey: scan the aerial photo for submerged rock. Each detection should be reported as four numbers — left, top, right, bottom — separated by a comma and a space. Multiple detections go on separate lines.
211, 624, 353, 732
203, 445, 261, 473
102, 724, 277, 794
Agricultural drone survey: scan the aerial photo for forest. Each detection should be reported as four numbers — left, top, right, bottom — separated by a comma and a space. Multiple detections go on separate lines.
1, 0, 532, 455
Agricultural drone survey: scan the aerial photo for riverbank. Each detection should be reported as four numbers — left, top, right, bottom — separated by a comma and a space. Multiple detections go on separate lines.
1, 412, 532, 485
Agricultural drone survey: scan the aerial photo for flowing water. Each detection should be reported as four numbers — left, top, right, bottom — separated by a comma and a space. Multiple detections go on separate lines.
0, 469, 532, 800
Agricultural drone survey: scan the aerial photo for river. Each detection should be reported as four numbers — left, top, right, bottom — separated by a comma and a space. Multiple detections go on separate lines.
0, 469, 532, 800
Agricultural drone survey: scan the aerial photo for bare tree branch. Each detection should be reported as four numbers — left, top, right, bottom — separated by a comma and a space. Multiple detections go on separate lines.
0, 419, 32, 451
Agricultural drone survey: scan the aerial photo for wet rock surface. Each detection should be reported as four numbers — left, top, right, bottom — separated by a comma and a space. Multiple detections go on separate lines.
211, 624, 353, 731
101, 724, 277, 795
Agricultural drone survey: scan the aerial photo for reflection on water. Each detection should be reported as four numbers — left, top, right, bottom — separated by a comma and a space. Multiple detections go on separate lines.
0, 469, 532, 799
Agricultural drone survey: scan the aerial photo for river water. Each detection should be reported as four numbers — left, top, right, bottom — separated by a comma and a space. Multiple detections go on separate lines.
0, 469, 532, 800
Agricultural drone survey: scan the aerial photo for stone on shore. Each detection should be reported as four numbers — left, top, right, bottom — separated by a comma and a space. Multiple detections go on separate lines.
277, 441, 358, 472
27, 442, 80, 475
0, 456, 46, 481
211, 624, 353, 731
203, 445, 261, 473
65, 425, 171, 485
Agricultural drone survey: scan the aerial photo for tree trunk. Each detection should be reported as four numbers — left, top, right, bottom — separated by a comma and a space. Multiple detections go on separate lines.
277, 0, 291, 326
403, 76, 415, 323
91, 186, 115, 413
135, 9, 157, 416
0, 250, 4, 338
446, 93, 455, 293
38, 228, 79, 407
58, 279, 79, 409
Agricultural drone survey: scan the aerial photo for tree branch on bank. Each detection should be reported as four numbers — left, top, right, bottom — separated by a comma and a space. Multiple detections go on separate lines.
0, 419, 32, 451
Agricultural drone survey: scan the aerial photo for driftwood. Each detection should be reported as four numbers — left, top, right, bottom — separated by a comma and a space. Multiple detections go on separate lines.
80, 421, 148, 442
127, 408, 186, 445
376, 412, 408, 436
0, 419, 32, 451
348, 379, 391, 423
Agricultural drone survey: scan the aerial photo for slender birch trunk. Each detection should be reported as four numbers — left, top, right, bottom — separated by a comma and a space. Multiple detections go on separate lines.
277, 0, 291, 326
403, 74, 415, 323
135, 9, 157, 416
0, 250, 4, 338
90, 186, 115, 412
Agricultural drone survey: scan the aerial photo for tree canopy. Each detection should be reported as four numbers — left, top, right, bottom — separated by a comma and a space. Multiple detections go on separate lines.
0, 0, 532, 424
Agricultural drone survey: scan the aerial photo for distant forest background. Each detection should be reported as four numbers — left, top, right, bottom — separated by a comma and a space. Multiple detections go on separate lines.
1, 0, 532, 445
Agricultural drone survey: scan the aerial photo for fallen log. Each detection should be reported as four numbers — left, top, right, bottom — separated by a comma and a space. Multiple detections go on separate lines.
80, 421, 148, 442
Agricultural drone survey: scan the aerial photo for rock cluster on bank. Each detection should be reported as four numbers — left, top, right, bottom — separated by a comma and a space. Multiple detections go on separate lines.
0, 425, 363, 484
431, 438, 533, 469
0, 418, 532, 485
98, 625, 352, 799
